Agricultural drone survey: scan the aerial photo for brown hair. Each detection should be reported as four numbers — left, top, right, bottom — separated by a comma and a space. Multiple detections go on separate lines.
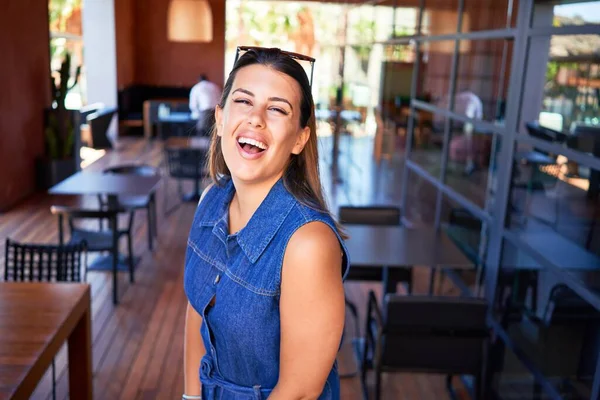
207, 47, 346, 239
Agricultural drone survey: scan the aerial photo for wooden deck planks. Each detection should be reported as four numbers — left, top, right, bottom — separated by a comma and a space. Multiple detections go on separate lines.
1, 137, 471, 400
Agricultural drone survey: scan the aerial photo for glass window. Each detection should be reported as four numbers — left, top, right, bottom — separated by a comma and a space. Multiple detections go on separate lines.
407, 109, 443, 174
506, 146, 600, 262
393, 7, 421, 37
497, 240, 599, 398
454, 39, 513, 125
49, 0, 85, 108
404, 167, 439, 225
422, 0, 459, 36
419, 40, 455, 103
462, 0, 516, 32
347, 4, 377, 44
440, 194, 487, 271
443, 124, 501, 209
533, 0, 600, 28
541, 35, 600, 130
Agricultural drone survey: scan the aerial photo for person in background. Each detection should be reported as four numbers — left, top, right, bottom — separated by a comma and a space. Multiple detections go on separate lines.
183, 47, 349, 400
455, 89, 483, 175
189, 74, 222, 136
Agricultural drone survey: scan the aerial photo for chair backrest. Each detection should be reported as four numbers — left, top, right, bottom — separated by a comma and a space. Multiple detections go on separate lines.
4, 238, 87, 282
165, 147, 208, 179
103, 163, 159, 177
338, 206, 401, 226
525, 121, 567, 145
51, 205, 120, 244
381, 295, 489, 374
87, 106, 118, 149
80, 102, 105, 121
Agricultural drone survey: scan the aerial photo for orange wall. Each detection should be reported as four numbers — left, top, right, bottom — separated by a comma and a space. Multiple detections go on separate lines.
115, 0, 225, 88
115, 0, 136, 89
0, 0, 50, 211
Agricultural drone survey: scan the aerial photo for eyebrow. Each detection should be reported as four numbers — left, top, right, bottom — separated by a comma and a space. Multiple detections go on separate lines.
232, 88, 294, 111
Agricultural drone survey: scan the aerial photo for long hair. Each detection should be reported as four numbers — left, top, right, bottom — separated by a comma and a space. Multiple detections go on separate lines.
208, 47, 346, 239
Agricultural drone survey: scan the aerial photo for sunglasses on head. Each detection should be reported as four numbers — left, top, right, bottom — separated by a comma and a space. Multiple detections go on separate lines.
233, 46, 316, 87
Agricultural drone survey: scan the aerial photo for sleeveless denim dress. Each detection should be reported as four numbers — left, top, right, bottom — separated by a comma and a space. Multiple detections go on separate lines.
184, 178, 350, 400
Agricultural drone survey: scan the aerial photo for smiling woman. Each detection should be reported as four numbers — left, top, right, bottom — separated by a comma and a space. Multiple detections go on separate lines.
183, 47, 350, 400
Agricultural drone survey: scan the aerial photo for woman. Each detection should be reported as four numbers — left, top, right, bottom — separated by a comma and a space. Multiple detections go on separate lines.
183, 47, 350, 400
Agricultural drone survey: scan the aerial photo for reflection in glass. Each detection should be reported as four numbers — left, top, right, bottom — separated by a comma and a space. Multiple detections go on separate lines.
422, 0, 459, 36
347, 4, 377, 44
439, 195, 486, 292
496, 239, 598, 399
393, 7, 421, 37
508, 147, 600, 259
533, 1, 600, 28
408, 109, 442, 174
444, 125, 500, 209
541, 35, 600, 130
419, 40, 455, 103
453, 39, 513, 125
462, 0, 515, 32
404, 168, 438, 225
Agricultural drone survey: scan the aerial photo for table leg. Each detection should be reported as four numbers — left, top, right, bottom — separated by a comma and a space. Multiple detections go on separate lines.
382, 267, 402, 295
68, 300, 92, 399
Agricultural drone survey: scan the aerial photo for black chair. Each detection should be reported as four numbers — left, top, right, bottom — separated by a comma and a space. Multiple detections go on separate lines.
85, 106, 118, 149
51, 205, 131, 305
359, 292, 491, 400
164, 147, 209, 213
511, 121, 566, 226
99, 164, 160, 250
4, 237, 88, 400
337, 206, 406, 378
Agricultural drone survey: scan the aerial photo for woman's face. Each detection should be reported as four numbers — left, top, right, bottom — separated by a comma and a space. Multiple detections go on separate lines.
215, 64, 310, 186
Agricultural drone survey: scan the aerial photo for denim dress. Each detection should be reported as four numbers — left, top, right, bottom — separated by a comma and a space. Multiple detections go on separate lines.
183, 178, 350, 400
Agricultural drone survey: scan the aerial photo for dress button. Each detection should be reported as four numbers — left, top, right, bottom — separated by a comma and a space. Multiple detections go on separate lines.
214, 274, 221, 284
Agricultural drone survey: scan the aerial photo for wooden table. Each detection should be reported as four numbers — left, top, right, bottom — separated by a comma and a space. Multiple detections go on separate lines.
49, 171, 162, 198
344, 225, 471, 293
0, 283, 92, 399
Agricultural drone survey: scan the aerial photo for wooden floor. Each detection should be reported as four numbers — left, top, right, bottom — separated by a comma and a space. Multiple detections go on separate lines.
0, 137, 470, 400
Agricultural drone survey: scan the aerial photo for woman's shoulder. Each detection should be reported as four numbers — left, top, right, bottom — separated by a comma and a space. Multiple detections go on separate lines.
285, 203, 350, 280
291, 201, 338, 230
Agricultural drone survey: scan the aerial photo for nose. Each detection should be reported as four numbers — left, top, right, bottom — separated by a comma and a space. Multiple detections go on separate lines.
246, 106, 265, 129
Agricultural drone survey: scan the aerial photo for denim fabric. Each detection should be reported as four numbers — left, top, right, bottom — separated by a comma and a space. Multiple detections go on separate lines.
184, 178, 350, 400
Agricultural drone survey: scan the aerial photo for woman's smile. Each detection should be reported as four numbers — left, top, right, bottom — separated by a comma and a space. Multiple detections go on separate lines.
236, 135, 268, 160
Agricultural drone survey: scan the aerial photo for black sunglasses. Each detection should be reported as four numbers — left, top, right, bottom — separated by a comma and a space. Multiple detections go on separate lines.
233, 46, 316, 87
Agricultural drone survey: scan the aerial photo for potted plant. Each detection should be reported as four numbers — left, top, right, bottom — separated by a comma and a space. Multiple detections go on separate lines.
36, 52, 81, 189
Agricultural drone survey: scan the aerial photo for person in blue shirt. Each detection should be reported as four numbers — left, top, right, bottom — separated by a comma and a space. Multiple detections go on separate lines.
183, 47, 350, 400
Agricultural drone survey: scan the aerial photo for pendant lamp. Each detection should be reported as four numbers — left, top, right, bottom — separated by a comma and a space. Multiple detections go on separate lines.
167, 0, 213, 43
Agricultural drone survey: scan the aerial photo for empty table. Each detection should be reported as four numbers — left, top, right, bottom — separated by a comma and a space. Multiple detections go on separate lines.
344, 225, 471, 293
49, 171, 162, 303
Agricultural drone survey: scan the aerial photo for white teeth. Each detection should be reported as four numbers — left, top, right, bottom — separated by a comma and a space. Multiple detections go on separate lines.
237, 137, 267, 150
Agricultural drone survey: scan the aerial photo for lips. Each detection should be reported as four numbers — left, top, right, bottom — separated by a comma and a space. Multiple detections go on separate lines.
235, 133, 269, 160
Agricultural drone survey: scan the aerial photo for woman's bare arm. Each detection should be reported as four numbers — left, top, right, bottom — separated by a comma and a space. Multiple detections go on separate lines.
183, 184, 213, 395
184, 302, 206, 395
269, 221, 344, 400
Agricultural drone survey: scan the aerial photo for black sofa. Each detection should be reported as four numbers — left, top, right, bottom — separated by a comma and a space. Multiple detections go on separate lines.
118, 85, 191, 135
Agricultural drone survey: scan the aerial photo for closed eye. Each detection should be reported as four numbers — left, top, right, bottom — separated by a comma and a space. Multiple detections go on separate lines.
233, 98, 251, 105
269, 107, 289, 115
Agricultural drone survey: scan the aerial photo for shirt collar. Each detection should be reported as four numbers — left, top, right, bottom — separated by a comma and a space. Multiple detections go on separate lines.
209, 178, 296, 264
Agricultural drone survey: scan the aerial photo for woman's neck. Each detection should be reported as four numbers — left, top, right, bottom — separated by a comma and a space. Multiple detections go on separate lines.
229, 174, 282, 234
